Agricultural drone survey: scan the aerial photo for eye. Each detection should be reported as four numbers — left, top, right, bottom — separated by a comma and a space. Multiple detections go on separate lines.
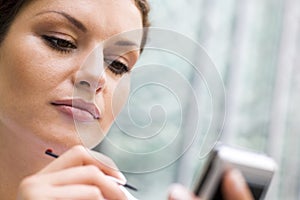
42, 35, 77, 53
105, 59, 129, 75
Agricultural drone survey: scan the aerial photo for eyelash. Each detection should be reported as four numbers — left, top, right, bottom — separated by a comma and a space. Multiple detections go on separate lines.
42, 35, 129, 76
105, 59, 129, 75
42, 35, 77, 53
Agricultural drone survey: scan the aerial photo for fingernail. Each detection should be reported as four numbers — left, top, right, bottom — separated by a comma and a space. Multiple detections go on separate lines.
168, 184, 190, 200
108, 175, 126, 185
169, 190, 185, 200
118, 172, 127, 184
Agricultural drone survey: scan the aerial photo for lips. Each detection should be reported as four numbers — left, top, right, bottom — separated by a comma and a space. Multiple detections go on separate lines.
51, 99, 100, 122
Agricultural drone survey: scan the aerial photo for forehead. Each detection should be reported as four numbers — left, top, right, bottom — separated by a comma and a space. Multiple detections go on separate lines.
20, 0, 143, 42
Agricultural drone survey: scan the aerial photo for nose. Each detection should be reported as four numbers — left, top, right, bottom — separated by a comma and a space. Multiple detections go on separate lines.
75, 45, 106, 93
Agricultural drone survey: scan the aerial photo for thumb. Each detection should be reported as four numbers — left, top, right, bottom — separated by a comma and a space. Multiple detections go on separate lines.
222, 169, 254, 200
168, 184, 200, 200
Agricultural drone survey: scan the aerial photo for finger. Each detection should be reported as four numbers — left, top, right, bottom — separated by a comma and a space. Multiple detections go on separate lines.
89, 149, 127, 183
40, 145, 126, 183
37, 165, 126, 199
168, 184, 200, 200
50, 185, 105, 200
18, 179, 103, 200
222, 169, 254, 200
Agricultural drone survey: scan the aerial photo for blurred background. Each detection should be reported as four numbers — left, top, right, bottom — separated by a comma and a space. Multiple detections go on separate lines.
95, 0, 300, 199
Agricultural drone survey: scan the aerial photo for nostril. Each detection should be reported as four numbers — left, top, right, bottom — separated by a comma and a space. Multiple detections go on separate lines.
79, 80, 91, 88
96, 86, 102, 93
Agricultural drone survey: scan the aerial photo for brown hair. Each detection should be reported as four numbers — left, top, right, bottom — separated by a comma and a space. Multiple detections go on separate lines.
0, 0, 28, 44
134, 0, 151, 50
0, 0, 150, 47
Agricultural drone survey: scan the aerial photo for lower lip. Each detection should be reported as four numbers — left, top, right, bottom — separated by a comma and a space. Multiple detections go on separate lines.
53, 105, 96, 122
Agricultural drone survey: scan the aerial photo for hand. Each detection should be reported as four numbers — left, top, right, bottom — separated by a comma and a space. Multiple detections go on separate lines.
17, 145, 127, 200
222, 169, 254, 200
168, 169, 254, 200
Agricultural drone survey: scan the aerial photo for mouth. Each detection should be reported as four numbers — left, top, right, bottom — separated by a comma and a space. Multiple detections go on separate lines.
51, 99, 101, 122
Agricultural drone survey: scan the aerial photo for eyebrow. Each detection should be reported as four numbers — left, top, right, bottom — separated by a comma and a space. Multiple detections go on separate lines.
114, 40, 139, 47
35, 11, 87, 32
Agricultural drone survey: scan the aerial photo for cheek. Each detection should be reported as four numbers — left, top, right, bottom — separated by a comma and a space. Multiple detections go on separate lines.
0, 37, 43, 111
102, 74, 130, 122
111, 74, 131, 116
0, 34, 75, 133
0, 35, 67, 95
0, 37, 74, 132
92, 74, 130, 140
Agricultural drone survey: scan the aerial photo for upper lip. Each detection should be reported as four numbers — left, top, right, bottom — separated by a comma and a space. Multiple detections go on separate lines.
51, 98, 101, 119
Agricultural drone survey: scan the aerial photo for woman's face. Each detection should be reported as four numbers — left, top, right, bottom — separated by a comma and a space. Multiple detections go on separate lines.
0, 0, 143, 151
